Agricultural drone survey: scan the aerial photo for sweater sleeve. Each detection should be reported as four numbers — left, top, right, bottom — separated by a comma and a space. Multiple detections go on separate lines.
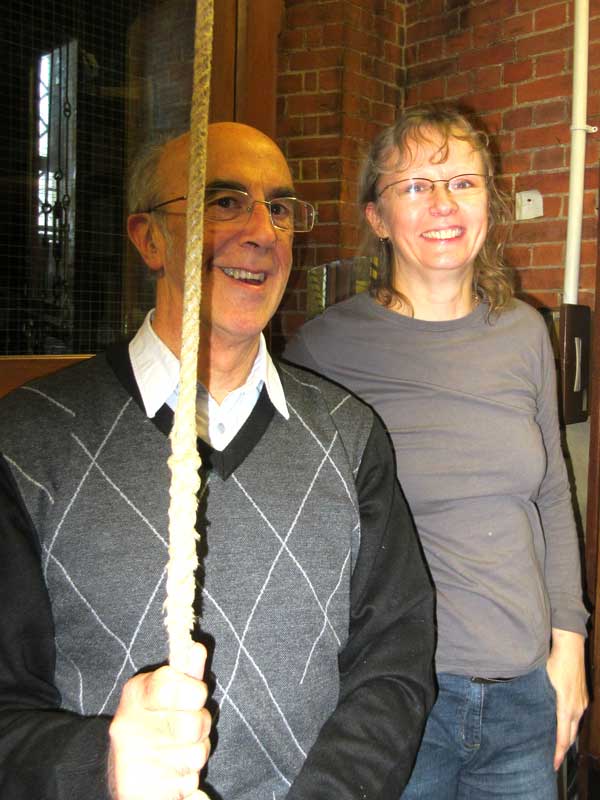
534, 328, 588, 635
286, 417, 436, 799
0, 455, 111, 800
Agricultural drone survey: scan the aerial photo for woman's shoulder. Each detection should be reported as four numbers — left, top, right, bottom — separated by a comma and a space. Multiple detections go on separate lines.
495, 297, 549, 334
300, 291, 378, 337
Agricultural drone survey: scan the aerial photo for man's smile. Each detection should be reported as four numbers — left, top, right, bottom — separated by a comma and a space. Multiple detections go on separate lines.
220, 266, 266, 284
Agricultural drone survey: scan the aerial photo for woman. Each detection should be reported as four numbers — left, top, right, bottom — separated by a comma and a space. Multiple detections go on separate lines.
284, 105, 588, 799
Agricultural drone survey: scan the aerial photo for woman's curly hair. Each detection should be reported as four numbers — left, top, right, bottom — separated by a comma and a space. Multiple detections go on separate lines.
358, 104, 514, 316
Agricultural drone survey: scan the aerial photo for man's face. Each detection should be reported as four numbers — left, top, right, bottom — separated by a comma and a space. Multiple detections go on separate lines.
155, 125, 294, 351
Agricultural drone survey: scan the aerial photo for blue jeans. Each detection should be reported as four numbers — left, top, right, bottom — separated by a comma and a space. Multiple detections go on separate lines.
401, 667, 557, 799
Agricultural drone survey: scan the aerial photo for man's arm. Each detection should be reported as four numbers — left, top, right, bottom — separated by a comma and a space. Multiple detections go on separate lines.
0, 457, 211, 800
0, 455, 113, 797
287, 417, 436, 799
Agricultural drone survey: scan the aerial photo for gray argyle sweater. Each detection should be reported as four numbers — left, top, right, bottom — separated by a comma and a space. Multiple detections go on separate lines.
0, 344, 435, 799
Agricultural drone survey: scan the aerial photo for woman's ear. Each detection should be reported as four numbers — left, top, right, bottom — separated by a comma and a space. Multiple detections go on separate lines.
127, 213, 165, 272
365, 202, 389, 239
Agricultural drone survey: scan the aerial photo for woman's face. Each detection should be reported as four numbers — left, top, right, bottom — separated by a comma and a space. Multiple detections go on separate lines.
366, 132, 489, 286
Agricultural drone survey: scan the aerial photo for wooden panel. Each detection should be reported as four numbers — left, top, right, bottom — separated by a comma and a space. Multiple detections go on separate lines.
235, 0, 283, 137
210, 0, 237, 122
0, 355, 92, 399
579, 210, 600, 794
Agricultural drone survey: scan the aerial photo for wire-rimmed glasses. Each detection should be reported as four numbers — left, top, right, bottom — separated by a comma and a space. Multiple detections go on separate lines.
378, 173, 490, 201
143, 188, 316, 232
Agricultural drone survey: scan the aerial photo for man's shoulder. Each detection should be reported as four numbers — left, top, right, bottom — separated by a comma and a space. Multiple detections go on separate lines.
0, 344, 132, 434
277, 359, 375, 444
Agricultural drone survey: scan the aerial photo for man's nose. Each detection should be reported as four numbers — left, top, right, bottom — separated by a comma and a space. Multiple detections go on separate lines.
243, 200, 278, 245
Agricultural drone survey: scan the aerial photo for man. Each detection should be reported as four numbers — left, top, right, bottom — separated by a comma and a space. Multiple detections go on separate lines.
0, 123, 435, 799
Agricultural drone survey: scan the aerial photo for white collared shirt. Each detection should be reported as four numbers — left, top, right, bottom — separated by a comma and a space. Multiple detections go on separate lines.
129, 310, 289, 451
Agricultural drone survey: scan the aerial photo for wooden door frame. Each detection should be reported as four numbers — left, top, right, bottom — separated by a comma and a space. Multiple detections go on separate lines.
579, 215, 600, 794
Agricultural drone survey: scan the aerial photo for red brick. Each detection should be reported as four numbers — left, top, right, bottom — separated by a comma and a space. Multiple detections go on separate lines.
515, 171, 570, 194
305, 27, 324, 47
586, 139, 600, 169
287, 92, 340, 115
277, 73, 303, 93
504, 60, 533, 84
519, 267, 565, 290
304, 116, 318, 136
322, 22, 344, 46
481, 112, 502, 135
407, 15, 458, 44
511, 219, 567, 243
289, 48, 344, 70
477, 21, 510, 49
516, 28, 573, 59
459, 43, 515, 72
588, 66, 600, 92
279, 29, 305, 51
447, 72, 471, 98
519, 0, 560, 12
516, 289, 561, 311
534, 4, 568, 31
583, 191, 598, 216
319, 68, 343, 92
474, 65, 503, 90
495, 132, 515, 156
514, 123, 569, 149
504, 244, 532, 267
445, 29, 473, 56
288, 136, 342, 158
405, 0, 442, 25
503, 106, 533, 130
533, 101, 568, 125
532, 145, 566, 171
517, 74, 572, 103
305, 72, 317, 91
531, 243, 564, 266
286, 2, 345, 28
418, 77, 446, 102
384, 41, 403, 65
406, 59, 457, 85
314, 202, 340, 223
541, 196, 562, 218
501, 151, 532, 174
467, 86, 514, 112
462, 0, 515, 27
580, 240, 597, 266
536, 51, 567, 78
301, 159, 318, 181
502, 12, 534, 38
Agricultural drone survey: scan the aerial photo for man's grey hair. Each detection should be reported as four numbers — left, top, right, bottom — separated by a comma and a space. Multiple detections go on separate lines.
127, 136, 170, 214
127, 134, 181, 252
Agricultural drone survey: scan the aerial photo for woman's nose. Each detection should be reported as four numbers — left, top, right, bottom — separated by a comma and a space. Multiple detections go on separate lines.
429, 183, 458, 212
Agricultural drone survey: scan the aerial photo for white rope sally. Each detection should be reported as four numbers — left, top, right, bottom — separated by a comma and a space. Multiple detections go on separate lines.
165, 0, 213, 673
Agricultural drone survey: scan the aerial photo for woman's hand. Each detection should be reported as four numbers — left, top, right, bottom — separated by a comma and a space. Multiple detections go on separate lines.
546, 628, 588, 771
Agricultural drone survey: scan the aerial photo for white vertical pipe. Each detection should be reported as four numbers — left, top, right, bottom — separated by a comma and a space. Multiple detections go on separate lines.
563, 0, 594, 304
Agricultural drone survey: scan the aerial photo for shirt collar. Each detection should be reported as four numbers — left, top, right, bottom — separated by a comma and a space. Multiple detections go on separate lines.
129, 310, 179, 417
129, 309, 289, 420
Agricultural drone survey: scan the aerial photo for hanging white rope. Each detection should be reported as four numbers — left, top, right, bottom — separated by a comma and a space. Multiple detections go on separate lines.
165, 0, 213, 673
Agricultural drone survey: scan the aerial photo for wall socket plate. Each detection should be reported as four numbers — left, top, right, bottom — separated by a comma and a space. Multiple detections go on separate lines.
515, 189, 544, 220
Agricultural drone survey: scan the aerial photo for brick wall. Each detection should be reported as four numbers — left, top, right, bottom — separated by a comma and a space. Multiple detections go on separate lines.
404, 0, 600, 312
274, 0, 405, 348
275, 0, 600, 346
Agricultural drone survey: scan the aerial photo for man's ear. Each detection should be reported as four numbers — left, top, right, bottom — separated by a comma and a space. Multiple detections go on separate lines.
127, 213, 165, 272
364, 202, 389, 240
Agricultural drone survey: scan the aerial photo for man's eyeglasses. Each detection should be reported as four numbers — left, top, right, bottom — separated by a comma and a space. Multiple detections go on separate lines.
378, 173, 490, 201
144, 188, 316, 232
